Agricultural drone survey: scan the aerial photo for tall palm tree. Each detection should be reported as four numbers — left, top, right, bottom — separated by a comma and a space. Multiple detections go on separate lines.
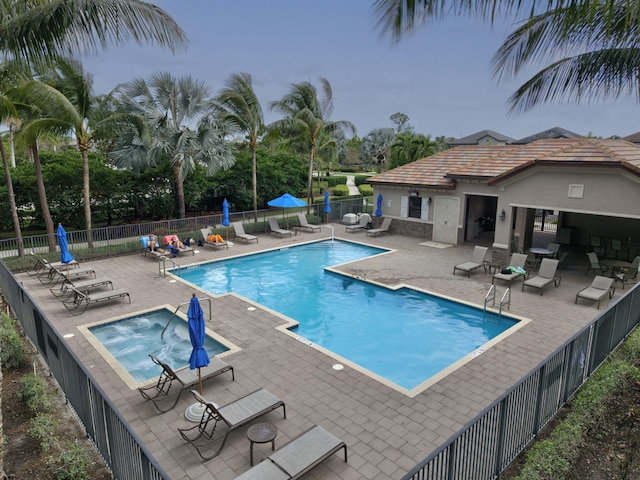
19, 58, 99, 246
0, 0, 188, 68
111, 72, 236, 218
215, 73, 264, 221
269, 78, 355, 206
373, 0, 640, 112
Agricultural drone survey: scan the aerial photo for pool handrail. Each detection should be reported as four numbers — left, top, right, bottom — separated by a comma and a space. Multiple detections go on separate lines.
160, 297, 212, 339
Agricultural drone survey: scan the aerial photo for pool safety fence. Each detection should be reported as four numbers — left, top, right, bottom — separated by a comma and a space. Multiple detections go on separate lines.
401, 281, 640, 480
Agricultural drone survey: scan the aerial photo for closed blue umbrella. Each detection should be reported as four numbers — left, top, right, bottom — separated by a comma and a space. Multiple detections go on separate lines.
324, 191, 331, 223
57, 224, 74, 279
375, 193, 383, 217
222, 199, 230, 241
187, 294, 210, 395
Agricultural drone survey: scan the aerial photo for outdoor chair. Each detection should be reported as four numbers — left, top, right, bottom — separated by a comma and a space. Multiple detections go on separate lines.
575, 276, 615, 309
28, 251, 79, 278
40, 264, 96, 287
138, 355, 234, 413
492, 253, 529, 286
585, 252, 609, 276
235, 425, 348, 480
522, 258, 561, 295
162, 234, 195, 256
297, 212, 321, 232
232, 221, 258, 243
366, 217, 392, 237
199, 228, 228, 250
62, 285, 130, 315
547, 242, 561, 259
453, 246, 488, 277
614, 256, 640, 290
268, 217, 293, 237
345, 214, 370, 233
50, 277, 113, 300
178, 388, 286, 460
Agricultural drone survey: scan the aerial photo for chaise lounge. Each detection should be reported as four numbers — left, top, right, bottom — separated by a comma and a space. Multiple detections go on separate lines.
178, 388, 285, 460
453, 246, 488, 277
199, 228, 228, 250
297, 213, 321, 233
268, 217, 293, 237
492, 253, 529, 286
366, 217, 392, 237
235, 425, 348, 480
63, 285, 130, 315
575, 275, 615, 309
522, 258, 561, 295
139, 355, 234, 413
232, 221, 259, 244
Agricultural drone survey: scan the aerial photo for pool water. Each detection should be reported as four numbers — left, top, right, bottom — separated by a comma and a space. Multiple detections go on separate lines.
179, 240, 518, 390
89, 309, 229, 382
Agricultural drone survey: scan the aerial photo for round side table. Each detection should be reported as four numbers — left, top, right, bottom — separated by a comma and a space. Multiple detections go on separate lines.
247, 422, 277, 466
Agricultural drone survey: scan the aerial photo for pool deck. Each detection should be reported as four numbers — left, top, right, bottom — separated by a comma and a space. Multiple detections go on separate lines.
17, 226, 614, 480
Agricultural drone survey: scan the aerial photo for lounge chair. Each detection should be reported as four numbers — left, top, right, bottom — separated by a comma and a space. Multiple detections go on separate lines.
547, 242, 561, 259
40, 264, 97, 287
575, 276, 615, 309
614, 256, 639, 290
297, 213, 321, 233
492, 253, 529, 286
366, 217, 392, 237
585, 252, 608, 276
345, 214, 370, 233
63, 285, 130, 315
138, 355, 234, 413
453, 246, 488, 277
50, 277, 113, 299
232, 221, 258, 244
162, 234, 195, 256
268, 217, 293, 237
140, 236, 166, 259
178, 388, 286, 460
28, 251, 79, 277
522, 258, 561, 295
199, 228, 228, 250
235, 425, 348, 480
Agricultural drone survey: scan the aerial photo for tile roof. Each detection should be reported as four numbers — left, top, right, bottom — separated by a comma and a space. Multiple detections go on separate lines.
448, 129, 514, 146
367, 139, 640, 189
510, 126, 581, 144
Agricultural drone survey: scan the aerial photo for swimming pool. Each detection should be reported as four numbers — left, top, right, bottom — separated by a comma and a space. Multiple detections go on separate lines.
85, 307, 231, 384
178, 240, 521, 391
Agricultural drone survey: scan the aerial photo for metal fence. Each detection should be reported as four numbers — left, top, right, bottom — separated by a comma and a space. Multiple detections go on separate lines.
401, 282, 640, 480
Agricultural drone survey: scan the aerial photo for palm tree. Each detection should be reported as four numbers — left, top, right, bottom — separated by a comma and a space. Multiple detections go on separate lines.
360, 128, 395, 172
19, 58, 100, 246
269, 78, 355, 206
215, 73, 264, 221
373, 0, 640, 112
0, 0, 187, 68
111, 72, 236, 218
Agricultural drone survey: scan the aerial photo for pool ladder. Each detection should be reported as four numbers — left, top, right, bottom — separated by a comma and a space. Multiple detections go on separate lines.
158, 255, 181, 277
160, 297, 213, 338
484, 284, 511, 318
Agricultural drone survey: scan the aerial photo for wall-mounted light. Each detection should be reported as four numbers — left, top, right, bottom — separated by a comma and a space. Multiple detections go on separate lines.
499, 209, 506, 221
427, 197, 432, 205
409, 189, 419, 197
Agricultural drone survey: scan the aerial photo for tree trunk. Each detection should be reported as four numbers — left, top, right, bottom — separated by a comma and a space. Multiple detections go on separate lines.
81, 148, 93, 247
307, 146, 315, 212
0, 140, 24, 256
32, 145, 56, 252
173, 162, 186, 218
251, 144, 258, 222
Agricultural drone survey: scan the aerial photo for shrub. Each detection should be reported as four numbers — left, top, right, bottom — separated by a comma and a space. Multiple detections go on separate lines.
29, 412, 58, 452
0, 313, 25, 369
20, 373, 52, 413
354, 174, 372, 186
332, 185, 350, 197
326, 176, 347, 187
52, 440, 90, 480
358, 184, 374, 196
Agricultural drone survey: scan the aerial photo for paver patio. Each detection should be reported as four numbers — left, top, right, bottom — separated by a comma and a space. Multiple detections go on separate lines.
17, 226, 613, 479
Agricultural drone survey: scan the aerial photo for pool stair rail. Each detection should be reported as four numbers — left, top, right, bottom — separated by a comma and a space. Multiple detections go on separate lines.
484, 285, 511, 318
158, 255, 181, 277
161, 297, 213, 338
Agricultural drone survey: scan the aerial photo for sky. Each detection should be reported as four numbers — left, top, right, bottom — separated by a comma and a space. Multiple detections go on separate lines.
80, 0, 639, 141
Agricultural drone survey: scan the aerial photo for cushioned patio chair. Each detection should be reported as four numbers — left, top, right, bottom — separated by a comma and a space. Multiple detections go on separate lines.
585, 252, 608, 276
232, 221, 258, 244
63, 285, 130, 315
614, 256, 640, 290
235, 425, 348, 480
178, 388, 285, 460
522, 258, 561, 295
268, 217, 293, 237
366, 217, 392, 237
138, 355, 234, 413
345, 214, 370, 233
492, 253, 529, 286
199, 228, 228, 250
296, 213, 321, 232
453, 246, 488, 277
575, 275, 615, 309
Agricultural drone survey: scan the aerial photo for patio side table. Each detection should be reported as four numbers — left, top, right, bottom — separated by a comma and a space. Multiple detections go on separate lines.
247, 422, 277, 466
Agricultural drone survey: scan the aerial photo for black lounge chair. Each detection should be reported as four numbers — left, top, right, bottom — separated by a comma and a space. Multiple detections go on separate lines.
178, 388, 286, 460
138, 355, 234, 413
235, 425, 347, 480
63, 285, 130, 315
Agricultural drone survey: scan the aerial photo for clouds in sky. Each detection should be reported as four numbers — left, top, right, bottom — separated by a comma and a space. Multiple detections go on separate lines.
80, 1, 638, 140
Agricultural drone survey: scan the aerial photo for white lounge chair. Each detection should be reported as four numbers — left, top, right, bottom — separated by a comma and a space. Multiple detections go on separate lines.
366, 217, 392, 237
268, 217, 293, 237
575, 276, 615, 309
232, 221, 258, 244
522, 258, 561, 295
297, 213, 321, 232
453, 246, 488, 277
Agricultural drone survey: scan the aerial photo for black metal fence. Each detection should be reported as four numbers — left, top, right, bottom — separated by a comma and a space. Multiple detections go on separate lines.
401, 283, 640, 480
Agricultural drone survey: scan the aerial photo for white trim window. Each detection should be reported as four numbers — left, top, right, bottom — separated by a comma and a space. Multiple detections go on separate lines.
400, 195, 429, 220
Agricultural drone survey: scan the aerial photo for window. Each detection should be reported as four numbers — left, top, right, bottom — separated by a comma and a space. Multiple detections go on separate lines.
408, 196, 422, 218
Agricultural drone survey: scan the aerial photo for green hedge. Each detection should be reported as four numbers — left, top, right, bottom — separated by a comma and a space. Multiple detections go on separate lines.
358, 184, 374, 196
332, 185, 350, 197
354, 174, 373, 186
326, 176, 347, 187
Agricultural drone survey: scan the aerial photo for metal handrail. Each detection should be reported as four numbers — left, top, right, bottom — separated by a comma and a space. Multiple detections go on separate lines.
499, 288, 511, 315
158, 256, 181, 277
484, 284, 496, 317
160, 297, 213, 338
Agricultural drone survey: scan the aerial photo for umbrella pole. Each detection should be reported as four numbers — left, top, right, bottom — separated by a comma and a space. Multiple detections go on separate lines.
198, 368, 203, 395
